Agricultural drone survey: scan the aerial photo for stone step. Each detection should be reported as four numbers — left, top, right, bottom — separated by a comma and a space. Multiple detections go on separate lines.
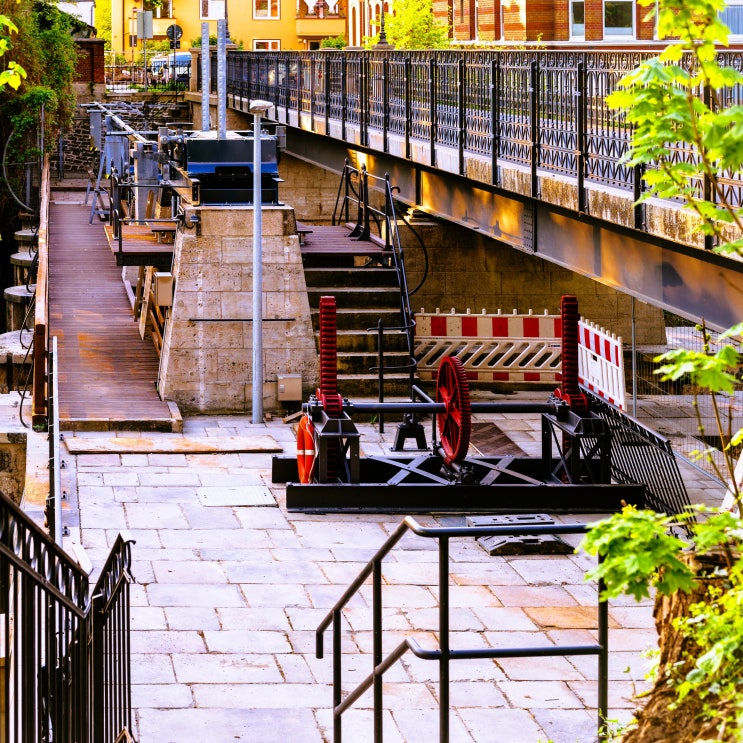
303, 266, 399, 288
336, 350, 412, 374
328, 329, 410, 353
307, 286, 401, 309
334, 373, 412, 398
311, 307, 402, 331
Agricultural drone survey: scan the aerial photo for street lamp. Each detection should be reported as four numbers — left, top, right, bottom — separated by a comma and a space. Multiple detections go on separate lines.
249, 100, 274, 424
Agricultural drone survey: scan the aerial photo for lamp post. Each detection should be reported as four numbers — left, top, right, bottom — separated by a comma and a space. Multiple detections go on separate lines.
249, 100, 274, 424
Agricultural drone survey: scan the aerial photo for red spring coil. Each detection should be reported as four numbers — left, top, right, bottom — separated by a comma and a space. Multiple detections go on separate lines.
319, 296, 338, 399
561, 295, 580, 398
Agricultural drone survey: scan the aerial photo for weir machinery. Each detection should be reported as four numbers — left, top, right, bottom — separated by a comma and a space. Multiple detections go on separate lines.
272, 295, 648, 513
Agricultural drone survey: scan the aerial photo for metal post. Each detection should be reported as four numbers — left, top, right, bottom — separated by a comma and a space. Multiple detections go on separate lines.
252, 109, 263, 423
217, 19, 227, 139
201, 23, 211, 130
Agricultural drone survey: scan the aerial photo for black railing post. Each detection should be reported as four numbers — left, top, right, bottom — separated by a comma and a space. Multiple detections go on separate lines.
376, 319, 385, 433
333, 609, 343, 741
458, 56, 465, 176
362, 55, 369, 147
341, 54, 347, 141
382, 57, 389, 153
633, 163, 645, 231
373, 559, 384, 742
438, 536, 450, 743
702, 82, 715, 250
598, 571, 609, 742
405, 57, 412, 160
90, 591, 105, 742
491, 57, 499, 186
325, 53, 331, 134
576, 59, 586, 214
310, 55, 316, 132
429, 57, 437, 167
530, 59, 540, 199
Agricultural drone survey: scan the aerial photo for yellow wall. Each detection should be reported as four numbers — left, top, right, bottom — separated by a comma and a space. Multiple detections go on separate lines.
110, 0, 346, 55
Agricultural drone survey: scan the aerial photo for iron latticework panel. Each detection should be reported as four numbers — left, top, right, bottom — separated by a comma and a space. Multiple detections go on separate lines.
589, 395, 693, 517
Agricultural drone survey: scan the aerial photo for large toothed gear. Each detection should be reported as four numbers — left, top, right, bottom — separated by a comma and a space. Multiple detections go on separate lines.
436, 356, 472, 466
556, 294, 588, 413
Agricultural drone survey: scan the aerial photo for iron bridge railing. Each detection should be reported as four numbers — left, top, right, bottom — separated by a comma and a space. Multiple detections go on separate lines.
316, 516, 610, 743
0, 492, 136, 742
222, 49, 743, 214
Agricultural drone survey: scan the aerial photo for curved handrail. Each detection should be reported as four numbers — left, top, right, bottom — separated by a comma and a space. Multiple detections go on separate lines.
316, 516, 610, 743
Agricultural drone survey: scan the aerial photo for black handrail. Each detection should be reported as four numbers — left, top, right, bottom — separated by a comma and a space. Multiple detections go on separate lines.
316, 517, 609, 743
331, 162, 418, 404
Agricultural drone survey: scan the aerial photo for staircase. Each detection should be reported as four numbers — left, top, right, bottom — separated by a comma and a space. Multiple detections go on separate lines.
298, 163, 419, 399
302, 241, 413, 398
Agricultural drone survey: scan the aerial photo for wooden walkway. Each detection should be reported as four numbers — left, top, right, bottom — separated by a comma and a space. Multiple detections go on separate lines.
48, 202, 178, 431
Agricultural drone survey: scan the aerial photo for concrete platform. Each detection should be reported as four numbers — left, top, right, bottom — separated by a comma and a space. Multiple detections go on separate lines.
15, 396, 722, 743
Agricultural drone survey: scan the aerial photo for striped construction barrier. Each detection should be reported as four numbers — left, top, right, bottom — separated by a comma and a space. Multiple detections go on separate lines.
578, 319, 625, 410
414, 308, 626, 408
414, 308, 563, 383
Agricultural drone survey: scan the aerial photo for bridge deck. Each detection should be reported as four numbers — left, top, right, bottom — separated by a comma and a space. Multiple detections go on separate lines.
49, 201, 178, 431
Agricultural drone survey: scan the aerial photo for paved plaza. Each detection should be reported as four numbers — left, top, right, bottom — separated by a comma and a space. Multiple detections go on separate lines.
22, 397, 724, 743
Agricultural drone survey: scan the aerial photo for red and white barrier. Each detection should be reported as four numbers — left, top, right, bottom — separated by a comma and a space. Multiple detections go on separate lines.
414, 308, 626, 409
414, 308, 563, 383
577, 319, 625, 410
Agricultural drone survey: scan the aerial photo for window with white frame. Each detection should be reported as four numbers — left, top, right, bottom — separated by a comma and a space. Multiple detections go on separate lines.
254, 0, 280, 19
604, 0, 634, 36
201, 0, 225, 19
721, 1, 743, 35
254, 39, 281, 49
571, 0, 585, 37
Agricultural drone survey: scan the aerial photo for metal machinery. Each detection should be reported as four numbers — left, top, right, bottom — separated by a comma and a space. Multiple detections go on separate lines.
272, 296, 647, 513
158, 128, 283, 206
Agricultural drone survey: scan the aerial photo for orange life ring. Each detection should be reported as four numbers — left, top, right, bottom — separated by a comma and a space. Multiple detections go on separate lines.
296, 416, 316, 484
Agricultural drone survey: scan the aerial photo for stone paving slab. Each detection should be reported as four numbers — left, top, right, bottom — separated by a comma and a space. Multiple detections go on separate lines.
52, 407, 728, 743
64, 433, 282, 454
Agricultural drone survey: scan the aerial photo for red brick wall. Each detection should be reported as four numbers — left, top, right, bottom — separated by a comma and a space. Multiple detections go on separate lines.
525, 0, 555, 39
76, 39, 106, 84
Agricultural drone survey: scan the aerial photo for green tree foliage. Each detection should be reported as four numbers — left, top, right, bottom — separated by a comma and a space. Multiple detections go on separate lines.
320, 34, 346, 49
95, 0, 112, 50
366, 0, 449, 49
581, 1, 743, 737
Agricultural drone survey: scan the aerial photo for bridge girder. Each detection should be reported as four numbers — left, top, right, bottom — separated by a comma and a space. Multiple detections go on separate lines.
286, 127, 743, 332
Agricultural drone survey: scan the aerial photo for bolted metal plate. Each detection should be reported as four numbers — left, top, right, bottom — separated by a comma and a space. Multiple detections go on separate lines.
476, 533, 574, 556
466, 513, 554, 527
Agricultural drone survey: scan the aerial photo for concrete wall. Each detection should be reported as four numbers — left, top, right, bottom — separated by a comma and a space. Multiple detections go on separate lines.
157, 202, 320, 415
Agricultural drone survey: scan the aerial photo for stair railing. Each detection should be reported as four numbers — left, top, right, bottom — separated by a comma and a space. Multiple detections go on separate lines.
0, 489, 136, 742
316, 517, 610, 743
332, 161, 419, 403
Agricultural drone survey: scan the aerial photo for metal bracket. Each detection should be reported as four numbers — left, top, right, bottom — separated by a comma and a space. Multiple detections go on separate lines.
467, 514, 574, 556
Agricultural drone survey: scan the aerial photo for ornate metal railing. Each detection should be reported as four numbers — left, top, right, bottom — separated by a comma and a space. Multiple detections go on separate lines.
221, 48, 743, 209
0, 491, 136, 742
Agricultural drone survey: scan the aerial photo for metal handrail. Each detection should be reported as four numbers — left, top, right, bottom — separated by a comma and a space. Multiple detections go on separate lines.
47, 336, 62, 545
331, 162, 419, 400
316, 517, 609, 743
226, 48, 743, 211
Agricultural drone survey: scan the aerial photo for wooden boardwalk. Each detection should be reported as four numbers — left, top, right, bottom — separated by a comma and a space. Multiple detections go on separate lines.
48, 202, 178, 431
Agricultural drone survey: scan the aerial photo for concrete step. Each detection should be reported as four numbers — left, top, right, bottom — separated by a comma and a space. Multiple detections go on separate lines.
311, 307, 402, 331
335, 373, 412, 398
308, 288, 400, 310
336, 350, 412, 374
328, 330, 410, 353
304, 266, 399, 288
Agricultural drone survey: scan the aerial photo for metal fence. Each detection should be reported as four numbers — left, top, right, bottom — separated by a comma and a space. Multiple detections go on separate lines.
0, 492, 136, 743
629, 318, 743, 481
221, 48, 743, 209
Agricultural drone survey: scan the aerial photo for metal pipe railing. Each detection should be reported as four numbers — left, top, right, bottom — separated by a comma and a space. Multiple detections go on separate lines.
317, 517, 609, 743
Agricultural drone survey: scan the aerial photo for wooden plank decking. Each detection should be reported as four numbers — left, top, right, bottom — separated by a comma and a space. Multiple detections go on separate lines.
298, 223, 387, 257
103, 223, 174, 269
49, 202, 178, 431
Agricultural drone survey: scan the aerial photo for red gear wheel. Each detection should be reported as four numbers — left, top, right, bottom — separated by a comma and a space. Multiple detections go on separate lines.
436, 356, 472, 466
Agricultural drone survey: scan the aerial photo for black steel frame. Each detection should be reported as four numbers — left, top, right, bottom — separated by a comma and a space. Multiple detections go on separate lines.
316, 517, 610, 743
